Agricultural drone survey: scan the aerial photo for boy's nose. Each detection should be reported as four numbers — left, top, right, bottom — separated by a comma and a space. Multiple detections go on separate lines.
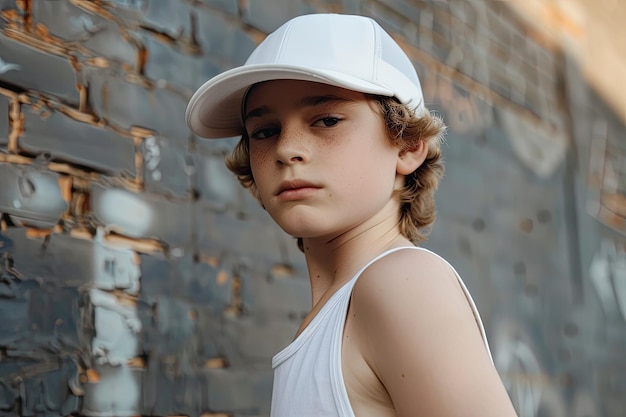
276, 149, 306, 165
282, 156, 303, 163
275, 127, 309, 165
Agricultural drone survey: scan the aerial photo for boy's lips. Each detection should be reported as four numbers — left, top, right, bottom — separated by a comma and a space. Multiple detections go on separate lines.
275, 179, 322, 200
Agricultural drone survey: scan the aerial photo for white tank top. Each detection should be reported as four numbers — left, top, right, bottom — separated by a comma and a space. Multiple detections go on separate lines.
270, 246, 493, 417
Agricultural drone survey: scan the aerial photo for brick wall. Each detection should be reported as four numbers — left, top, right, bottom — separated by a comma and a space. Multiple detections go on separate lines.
0, 1, 625, 416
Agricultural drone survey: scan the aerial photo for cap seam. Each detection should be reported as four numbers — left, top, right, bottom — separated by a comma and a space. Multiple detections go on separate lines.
274, 19, 294, 63
370, 18, 381, 83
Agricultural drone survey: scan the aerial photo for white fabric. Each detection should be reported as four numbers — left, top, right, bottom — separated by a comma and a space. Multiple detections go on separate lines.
270, 246, 492, 417
185, 14, 426, 139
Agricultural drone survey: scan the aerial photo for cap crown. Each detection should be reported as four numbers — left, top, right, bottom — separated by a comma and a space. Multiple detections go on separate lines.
186, 13, 425, 138
246, 14, 422, 105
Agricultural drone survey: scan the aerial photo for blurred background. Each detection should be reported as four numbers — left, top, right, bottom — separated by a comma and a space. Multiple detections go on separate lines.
0, 0, 625, 416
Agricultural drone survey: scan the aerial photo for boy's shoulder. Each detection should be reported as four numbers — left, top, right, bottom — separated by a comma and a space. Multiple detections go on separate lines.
350, 246, 474, 333
355, 247, 461, 295
345, 247, 514, 416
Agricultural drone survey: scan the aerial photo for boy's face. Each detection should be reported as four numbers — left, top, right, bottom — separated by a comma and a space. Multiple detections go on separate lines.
243, 80, 404, 242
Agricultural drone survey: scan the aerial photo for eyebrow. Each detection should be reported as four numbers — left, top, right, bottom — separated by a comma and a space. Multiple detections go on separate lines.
244, 94, 353, 122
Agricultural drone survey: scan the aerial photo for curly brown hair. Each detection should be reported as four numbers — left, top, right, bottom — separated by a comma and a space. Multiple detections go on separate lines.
226, 95, 446, 249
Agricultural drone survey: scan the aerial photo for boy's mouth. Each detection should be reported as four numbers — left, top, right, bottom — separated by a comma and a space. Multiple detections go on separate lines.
276, 180, 322, 198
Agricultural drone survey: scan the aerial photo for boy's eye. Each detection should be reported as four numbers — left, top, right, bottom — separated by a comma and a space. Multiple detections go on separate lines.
250, 127, 280, 139
313, 117, 340, 127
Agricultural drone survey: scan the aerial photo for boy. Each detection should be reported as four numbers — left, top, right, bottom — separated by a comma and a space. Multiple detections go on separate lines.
186, 13, 517, 417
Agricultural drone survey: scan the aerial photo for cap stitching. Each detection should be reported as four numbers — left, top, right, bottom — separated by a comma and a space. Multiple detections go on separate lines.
274, 20, 294, 63
370, 18, 381, 82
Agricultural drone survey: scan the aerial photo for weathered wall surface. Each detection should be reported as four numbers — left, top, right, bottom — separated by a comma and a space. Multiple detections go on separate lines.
0, 1, 624, 416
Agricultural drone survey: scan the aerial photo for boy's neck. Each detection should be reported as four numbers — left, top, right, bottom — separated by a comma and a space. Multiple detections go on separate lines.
301, 214, 413, 309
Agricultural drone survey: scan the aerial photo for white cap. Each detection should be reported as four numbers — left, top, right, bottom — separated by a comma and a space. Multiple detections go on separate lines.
186, 13, 425, 139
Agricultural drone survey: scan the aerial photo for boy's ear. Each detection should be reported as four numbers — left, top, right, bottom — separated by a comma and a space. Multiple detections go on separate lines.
396, 141, 428, 175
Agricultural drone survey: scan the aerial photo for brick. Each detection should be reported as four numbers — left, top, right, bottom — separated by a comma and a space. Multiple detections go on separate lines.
193, 307, 228, 360
197, 208, 291, 266
205, 368, 272, 413
197, 0, 239, 16
193, 134, 240, 157
82, 20, 140, 70
92, 229, 141, 295
238, 187, 273, 221
134, 0, 196, 40
0, 163, 68, 228
141, 33, 224, 92
363, 2, 417, 43
29, 1, 78, 37
0, 227, 13, 251
0, 236, 85, 415
416, 7, 434, 50
15, 358, 81, 416
485, 5, 514, 49
520, 61, 540, 91
29, 286, 84, 348
0, 0, 17, 11
194, 8, 258, 66
90, 289, 141, 362
530, 90, 559, 124
535, 47, 557, 79
138, 253, 231, 310
448, 0, 483, 26
0, 94, 8, 147
31, 0, 106, 42
373, 0, 422, 21
85, 67, 190, 140
596, 361, 626, 411
0, 33, 79, 103
152, 302, 223, 364
241, 267, 309, 318
0, 298, 29, 344
510, 30, 532, 60
142, 135, 193, 198
20, 107, 136, 177
489, 72, 513, 103
140, 296, 222, 361
83, 363, 142, 417
0, 379, 16, 411
138, 301, 226, 415
30, 3, 140, 71
221, 314, 298, 366
0, 228, 94, 288
240, 0, 315, 33
337, 0, 363, 14
428, 32, 455, 64
430, 7, 453, 42
504, 57, 530, 104
141, 369, 206, 417
90, 182, 194, 247
101, 0, 146, 10
195, 151, 241, 208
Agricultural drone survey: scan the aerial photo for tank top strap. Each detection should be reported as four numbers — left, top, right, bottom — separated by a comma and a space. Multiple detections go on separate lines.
342, 246, 419, 291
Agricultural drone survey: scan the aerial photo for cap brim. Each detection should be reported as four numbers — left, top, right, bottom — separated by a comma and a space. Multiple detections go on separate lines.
185, 64, 395, 139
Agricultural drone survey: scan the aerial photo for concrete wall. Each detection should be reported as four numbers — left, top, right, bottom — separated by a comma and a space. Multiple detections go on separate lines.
0, 1, 624, 416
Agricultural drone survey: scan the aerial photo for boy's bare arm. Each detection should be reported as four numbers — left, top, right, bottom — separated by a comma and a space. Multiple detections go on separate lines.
350, 250, 518, 417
